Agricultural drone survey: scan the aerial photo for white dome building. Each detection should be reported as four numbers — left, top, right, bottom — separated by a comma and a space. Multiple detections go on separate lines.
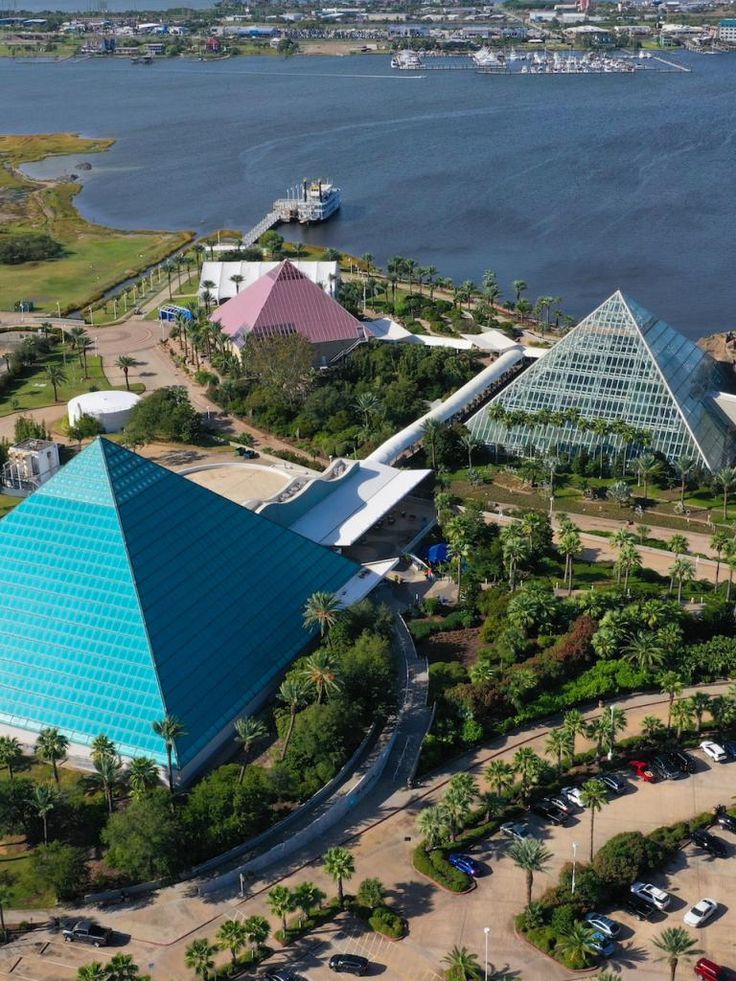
67, 391, 141, 433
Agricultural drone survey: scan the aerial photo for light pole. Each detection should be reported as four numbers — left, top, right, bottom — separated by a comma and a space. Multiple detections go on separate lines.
571, 841, 578, 895
484, 926, 490, 981
607, 702, 617, 761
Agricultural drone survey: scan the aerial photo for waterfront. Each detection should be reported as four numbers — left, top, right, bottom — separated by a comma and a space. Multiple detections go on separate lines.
4, 51, 736, 336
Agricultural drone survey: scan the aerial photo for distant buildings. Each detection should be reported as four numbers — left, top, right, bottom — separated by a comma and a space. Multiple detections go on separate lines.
468, 291, 736, 472
1, 439, 60, 493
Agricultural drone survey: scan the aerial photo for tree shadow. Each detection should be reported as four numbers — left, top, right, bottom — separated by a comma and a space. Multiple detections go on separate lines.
386, 879, 435, 917
615, 942, 649, 969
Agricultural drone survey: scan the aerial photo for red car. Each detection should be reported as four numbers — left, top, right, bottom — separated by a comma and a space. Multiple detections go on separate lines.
629, 759, 656, 782
695, 957, 735, 980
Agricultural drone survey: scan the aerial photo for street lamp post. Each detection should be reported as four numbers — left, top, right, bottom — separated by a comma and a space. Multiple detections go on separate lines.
484, 926, 490, 981
571, 841, 578, 895
607, 702, 617, 761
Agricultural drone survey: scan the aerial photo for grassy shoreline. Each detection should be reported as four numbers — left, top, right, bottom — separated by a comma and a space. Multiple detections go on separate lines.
0, 133, 193, 315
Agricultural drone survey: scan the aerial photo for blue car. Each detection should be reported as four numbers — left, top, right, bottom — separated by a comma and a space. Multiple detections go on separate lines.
448, 852, 483, 877
589, 931, 618, 959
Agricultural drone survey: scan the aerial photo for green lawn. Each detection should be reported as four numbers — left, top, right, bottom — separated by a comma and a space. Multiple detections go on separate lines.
0, 495, 22, 519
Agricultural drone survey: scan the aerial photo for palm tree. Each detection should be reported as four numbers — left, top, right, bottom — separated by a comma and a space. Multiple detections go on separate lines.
443, 773, 479, 839
293, 881, 322, 926
230, 274, 244, 294
508, 837, 552, 907
417, 804, 452, 849
127, 757, 160, 799
580, 778, 608, 861
354, 391, 383, 429
301, 650, 341, 704
0, 736, 22, 779
242, 914, 270, 954
500, 524, 531, 591
90, 734, 116, 765
115, 355, 139, 391
672, 698, 695, 738
636, 452, 662, 505
710, 530, 730, 587
303, 591, 341, 637
33, 784, 60, 844
68, 325, 87, 351
35, 727, 68, 785
459, 431, 481, 470
421, 418, 444, 470
652, 927, 702, 981
562, 709, 588, 759
714, 467, 736, 520
556, 923, 598, 970
616, 541, 642, 590
277, 677, 308, 761
151, 715, 186, 793
691, 692, 712, 734
642, 715, 666, 744
659, 671, 684, 733
667, 534, 689, 558
45, 363, 67, 401
357, 877, 385, 910
485, 759, 515, 798
512, 279, 527, 304
724, 539, 736, 601
323, 846, 355, 908
669, 557, 696, 603
558, 526, 582, 594
676, 455, 696, 508
442, 946, 481, 981
267, 885, 294, 933
233, 716, 267, 784
104, 953, 146, 980
184, 937, 217, 980
216, 919, 248, 963
544, 727, 574, 775
624, 631, 665, 674
512, 747, 544, 802
77, 964, 107, 981
77, 336, 94, 379
92, 752, 123, 813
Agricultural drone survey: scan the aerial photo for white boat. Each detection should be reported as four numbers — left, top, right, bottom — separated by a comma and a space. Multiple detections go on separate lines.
472, 46, 503, 67
391, 49, 423, 69
508, 46, 525, 61
273, 180, 341, 224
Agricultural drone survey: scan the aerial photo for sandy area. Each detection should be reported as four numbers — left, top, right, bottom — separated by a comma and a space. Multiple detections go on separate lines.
184, 464, 290, 505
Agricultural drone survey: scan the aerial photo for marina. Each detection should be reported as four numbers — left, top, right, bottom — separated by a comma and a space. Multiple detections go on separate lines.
390, 47, 692, 73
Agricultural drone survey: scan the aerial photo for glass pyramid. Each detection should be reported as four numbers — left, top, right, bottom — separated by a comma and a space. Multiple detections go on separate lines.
469, 291, 734, 470
0, 439, 359, 773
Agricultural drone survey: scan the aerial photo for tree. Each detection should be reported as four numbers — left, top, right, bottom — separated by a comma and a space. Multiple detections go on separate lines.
710, 530, 730, 587
675, 455, 696, 508
562, 709, 588, 759
508, 837, 552, 907
658, 671, 684, 733
323, 846, 355, 908
293, 881, 323, 926
45, 363, 67, 402
512, 279, 527, 304
303, 591, 341, 638
714, 467, 736, 520
300, 650, 341, 704
102, 789, 182, 882
485, 759, 515, 798
105, 954, 150, 980
216, 919, 248, 963
558, 526, 582, 594
0, 736, 22, 780
668, 558, 696, 603
151, 715, 185, 793
35, 727, 68, 785
33, 783, 60, 845
446, 515, 473, 594
556, 923, 597, 970
691, 692, 712, 735
278, 677, 308, 761
29, 841, 88, 901
77, 336, 94, 378
580, 779, 608, 861
636, 452, 662, 505
512, 747, 544, 802
233, 716, 267, 785
500, 524, 532, 591
642, 715, 666, 743
421, 418, 444, 470
244, 332, 314, 408
671, 698, 695, 738
624, 631, 665, 674
357, 877, 385, 910
184, 938, 217, 980
229, 273, 244, 294
459, 431, 481, 470
667, 534, 689, 558
126, 757, 160, 800
652, 927, 702, 981
417, 804, 452, 849
115, 355, 140, 392
0, 872, 13, 942
267, 884, 294, 933
77, 965, 107, 981
442, 946, 481, 981
92, 752, 123, 814
90, 734, 116, 765
443, 773, 479, 839
243, 914, 270, 953
544, 728, 574, 776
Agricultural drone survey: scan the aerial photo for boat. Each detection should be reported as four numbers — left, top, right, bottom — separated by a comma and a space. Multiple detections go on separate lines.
273, 180, 341, 224
472, 46, 504, 68
391, 49, 423, 70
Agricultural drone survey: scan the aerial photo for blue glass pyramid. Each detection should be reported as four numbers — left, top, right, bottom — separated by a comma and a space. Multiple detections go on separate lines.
0, 439, 359, 772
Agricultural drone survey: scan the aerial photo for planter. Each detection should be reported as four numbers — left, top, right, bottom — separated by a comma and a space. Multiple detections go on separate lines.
412, 862, 476, 895
514, 926, 599, 975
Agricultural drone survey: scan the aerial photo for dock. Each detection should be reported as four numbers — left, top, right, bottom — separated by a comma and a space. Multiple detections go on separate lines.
242, 210, 280, 248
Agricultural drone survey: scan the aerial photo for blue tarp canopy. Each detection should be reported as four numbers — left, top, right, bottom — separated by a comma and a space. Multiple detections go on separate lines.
427, 543, 449, 565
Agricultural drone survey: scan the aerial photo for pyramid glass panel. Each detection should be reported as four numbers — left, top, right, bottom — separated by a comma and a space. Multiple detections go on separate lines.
469, 291, 734, 470
0, 439, 359, 774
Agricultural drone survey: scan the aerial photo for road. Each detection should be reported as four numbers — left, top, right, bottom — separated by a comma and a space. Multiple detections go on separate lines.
3, 682, 733, 981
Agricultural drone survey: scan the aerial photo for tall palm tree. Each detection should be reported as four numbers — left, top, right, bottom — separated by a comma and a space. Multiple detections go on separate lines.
671, 698, 695, 738
216, 919, 248, 964
659, 671, 684, 733
0, 876, 12, 943
652, 927, 702, 981
35, 727, 68, 785
104, 953, 146, 980
636, 452, 662, 505
558, 526, 582, 594
676, 455, 696, 508
33, 784, 60, 844
710, 530, 730, 587
77, 336, 94, 379
229, 274, 244, 294
278, 677, 308, 761
127, 757, 160, 799
512, 747, 544, 802
556, 923, 598, 970
151, 715, 186, 793
243, 914, 270, 954
562, 709, 588, 759
508, 837, 552, 907
417, 804, 452, 850
323, 846, 355, 908
624, 631, 665, 674
293, 881, 321, 927
45, 363, 67, 402
459, 431, 481, 470
115, 355, 139, 391
90, 734, 116, 765
0, 736, 21, 780
512, 279, 527, 304
267, 885, 294, 933
300, 650, 341, 704
233, 716, 267, 784
92, 752, 123, 813
184, 937, 217, 980
442, 946, 481, 981
485, 759, 515, 798
669, 557, 696, 603
354, 391, 383, 428
544, 728, 574, 776
303, 591, 341, 638
714, 467, 736, 520
421, 418, 444, 470
580, 778, 608, 861
68, 325, 87, 351
691, 691, 712, 734
77, 964, 107, 981
667, 534, 689, 558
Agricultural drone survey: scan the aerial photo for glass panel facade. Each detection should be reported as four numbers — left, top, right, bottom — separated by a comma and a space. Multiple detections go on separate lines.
469, 292, 734, 471
0, 439, 359, 769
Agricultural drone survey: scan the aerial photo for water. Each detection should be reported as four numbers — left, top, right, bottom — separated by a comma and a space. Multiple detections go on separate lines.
4, 53, 736, 337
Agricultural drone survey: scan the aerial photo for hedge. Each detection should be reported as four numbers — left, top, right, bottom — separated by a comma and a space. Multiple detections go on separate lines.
412, 845, 471, 893
369, 906, 406, 939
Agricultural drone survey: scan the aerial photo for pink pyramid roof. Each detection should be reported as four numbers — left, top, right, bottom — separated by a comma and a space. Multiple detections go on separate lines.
211, 260, 366, 347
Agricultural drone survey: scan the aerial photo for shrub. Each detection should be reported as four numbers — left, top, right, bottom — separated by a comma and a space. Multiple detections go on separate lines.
0, 232, 63, 264
368, 906, 405, 939
412, 845, 471, 893
549, 903, 577, 935
592, 831, 664, 891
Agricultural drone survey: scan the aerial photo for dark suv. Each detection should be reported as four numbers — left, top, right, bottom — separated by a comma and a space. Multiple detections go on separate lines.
652, 755, 683, 781
692, 828, 728, 858
531, 799, 568, 825
667, 749, 697, 774
625, 893, 656, 921
329, 954, 369, 975
715, 809, 736, 833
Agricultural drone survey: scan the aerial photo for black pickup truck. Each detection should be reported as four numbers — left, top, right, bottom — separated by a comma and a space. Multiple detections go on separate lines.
62, 919, 112, 947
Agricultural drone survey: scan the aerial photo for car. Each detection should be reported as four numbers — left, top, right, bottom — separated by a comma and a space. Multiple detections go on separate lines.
668, 749, 697, 774
701, 740, 728, 763
684, 898, 719, 928
500, 821, 532, 841
584, 912, 621, 939
715, 809, 736, 833
694, 957, 736, 980
448, 853, 484, 876
629, 759, 656, 782
600, 773, 626, 795
625, 893, 656, 921
561, 786, 585, 807
264, 972, 303, 981
62, 920, 112, 947
652, 754, 684, 780
692, 829, 727, 858
723, 740, 736, 760
631, 881, 672, 910
329, 953, 370, 975
546, 794, 574, 815
531, 800, 567, 825
589, 930, 618, 958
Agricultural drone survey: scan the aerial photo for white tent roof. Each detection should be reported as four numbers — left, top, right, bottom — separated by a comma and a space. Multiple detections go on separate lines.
200, 260, 339, 302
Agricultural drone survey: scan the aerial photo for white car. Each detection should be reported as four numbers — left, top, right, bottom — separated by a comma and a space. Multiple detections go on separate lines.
631, 881, 671, 911
684, 898, 718, 928
561, 786, 585, 807
700, 740, 728, 763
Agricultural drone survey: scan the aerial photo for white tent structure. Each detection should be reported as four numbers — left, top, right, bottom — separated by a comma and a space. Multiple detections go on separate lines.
200, 260, 339, 303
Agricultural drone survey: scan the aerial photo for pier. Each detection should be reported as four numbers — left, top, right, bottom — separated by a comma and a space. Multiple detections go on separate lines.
242, 210, 280, 248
